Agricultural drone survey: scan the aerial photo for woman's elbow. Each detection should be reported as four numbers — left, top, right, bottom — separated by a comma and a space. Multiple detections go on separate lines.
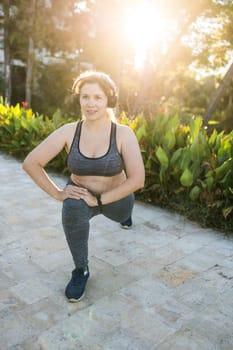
134, 175, 145, 191
138, 178, 145, 190
22, 156, 29, 172
22, 161, 33, 176
22, 154, 36, 173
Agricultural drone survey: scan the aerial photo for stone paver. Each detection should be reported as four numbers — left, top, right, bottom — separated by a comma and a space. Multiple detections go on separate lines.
0, 152, 233, 350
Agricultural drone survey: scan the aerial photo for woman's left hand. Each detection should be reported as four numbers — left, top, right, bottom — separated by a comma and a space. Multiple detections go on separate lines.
81, 189, 98, 207
65, 185, 98, 207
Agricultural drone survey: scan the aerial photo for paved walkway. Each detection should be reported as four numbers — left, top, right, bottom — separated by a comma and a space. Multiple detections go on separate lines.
0, 152, 233, 350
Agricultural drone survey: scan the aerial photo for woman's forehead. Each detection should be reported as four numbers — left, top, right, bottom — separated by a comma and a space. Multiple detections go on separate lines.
80, 82, 105, 95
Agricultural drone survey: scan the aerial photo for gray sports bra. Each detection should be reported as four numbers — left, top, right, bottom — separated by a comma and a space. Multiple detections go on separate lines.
67, 121, 124, 177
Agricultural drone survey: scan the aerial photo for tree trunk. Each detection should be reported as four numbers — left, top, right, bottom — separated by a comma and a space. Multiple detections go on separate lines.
25, 0, 37, 108
203, 61, 233, 124
25, 36, 34, 107
3, 0, 11, 104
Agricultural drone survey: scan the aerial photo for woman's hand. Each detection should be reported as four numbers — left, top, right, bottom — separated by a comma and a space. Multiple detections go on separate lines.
58, 184, 97, 206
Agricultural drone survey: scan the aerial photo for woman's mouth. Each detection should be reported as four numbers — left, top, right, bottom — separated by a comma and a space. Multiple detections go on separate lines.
86, 109, 97, 115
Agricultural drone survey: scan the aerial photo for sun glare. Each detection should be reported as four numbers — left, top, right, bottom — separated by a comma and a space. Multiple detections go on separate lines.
124, 3, 167, 69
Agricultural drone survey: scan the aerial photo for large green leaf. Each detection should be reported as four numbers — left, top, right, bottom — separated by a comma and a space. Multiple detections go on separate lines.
156, 146, 169, 170
189, 116, 203, 143
162, 131, 176, 151
189, 185, 201, 201
180, 168, 193, 187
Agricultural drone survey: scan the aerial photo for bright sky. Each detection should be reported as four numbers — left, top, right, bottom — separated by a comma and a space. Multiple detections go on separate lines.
74, 0, 228, 76
124, 2, 173, 69
75, 0, 175, 70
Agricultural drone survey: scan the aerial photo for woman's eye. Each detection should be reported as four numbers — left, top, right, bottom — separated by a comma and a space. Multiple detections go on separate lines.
80, 95, 104, 101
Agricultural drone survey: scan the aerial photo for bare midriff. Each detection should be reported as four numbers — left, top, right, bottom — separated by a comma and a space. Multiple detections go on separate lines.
70, 171, 127, 195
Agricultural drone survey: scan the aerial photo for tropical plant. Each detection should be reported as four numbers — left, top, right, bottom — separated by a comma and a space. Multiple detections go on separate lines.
1, 102, 232, 231
119, 111, 233, 231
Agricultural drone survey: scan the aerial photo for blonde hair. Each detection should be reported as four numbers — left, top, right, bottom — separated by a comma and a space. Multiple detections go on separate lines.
106, 108, 116, 122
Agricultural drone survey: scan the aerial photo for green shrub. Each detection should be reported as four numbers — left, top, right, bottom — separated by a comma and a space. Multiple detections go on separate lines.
119, 112, 233, 232
0, 103, 74, 174
0, 102, 232, 232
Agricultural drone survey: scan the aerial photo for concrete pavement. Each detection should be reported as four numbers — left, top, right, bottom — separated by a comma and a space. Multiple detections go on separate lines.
0, 152, 233, 350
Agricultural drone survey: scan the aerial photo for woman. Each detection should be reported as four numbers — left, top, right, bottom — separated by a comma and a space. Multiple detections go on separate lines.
23, 71, 145, 302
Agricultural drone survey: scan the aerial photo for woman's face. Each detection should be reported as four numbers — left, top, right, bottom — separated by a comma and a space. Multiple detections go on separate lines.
79, 83, 108, 121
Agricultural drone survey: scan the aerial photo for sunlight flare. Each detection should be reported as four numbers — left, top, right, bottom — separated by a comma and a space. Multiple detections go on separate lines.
124, 2, 167, 69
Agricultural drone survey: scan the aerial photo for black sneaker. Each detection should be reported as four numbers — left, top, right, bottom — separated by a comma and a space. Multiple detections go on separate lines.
65, 267, 89, 302
120, 216, 133, 229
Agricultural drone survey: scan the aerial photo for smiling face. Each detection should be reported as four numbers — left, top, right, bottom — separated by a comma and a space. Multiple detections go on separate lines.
79, 83, 108, 121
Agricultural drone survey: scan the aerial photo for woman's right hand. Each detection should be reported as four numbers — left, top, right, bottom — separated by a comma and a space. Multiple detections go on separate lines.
56, 184, 89, 202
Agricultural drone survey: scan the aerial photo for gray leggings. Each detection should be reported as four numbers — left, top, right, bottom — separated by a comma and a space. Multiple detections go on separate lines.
62, 178, 134, 269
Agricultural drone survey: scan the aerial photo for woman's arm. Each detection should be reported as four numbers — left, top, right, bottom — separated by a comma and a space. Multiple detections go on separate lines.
23, 123, 73, 201
100, 125, 145, 205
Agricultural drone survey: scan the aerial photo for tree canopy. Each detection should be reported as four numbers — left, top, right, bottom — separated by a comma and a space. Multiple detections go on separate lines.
1, 0, 233, 130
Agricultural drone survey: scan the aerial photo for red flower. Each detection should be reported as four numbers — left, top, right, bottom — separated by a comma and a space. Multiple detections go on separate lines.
22, 101, 28, 108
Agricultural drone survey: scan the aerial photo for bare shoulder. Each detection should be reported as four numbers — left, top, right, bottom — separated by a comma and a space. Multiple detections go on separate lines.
36, 121, 78, 151
116, 123, 132, 132
53, 121, 77, 140
116, 123, 137, 142
56, 121, 78, 150
116, 123, 135, 136
58, 121, 77, 135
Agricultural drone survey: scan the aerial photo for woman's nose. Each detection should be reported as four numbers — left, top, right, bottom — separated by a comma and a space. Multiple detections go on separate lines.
87, 98, 95, 106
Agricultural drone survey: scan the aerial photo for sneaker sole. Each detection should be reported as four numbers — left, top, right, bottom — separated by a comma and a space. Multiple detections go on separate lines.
120, 224, 132, 229
66, 279, 89, 303
67, 293, 85, 303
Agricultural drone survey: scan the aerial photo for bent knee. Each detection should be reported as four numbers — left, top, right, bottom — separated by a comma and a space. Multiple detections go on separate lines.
62, 198, 89, 214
